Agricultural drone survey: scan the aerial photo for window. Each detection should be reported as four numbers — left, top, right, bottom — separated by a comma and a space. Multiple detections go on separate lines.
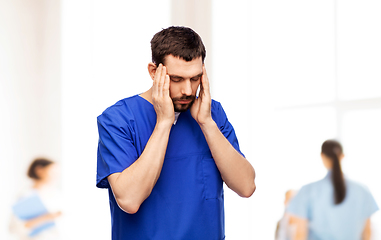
212, 0, 381, 238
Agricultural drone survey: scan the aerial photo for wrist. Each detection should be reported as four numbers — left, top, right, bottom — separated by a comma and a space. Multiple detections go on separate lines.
199, 118, 217, 132
155, 119, 174, 131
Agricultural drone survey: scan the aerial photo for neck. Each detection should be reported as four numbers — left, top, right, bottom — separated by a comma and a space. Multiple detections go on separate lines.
32, 180, 47, 190
140, 88, 153, 104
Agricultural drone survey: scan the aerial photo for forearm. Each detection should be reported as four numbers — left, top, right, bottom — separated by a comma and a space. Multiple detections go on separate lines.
109, 122, 172, 214
200, 120, 256, 197
292, 217, 308, 240
294, 232, 307, 240
24, 212, 61, 229
362, 218, 371, 240
294, 230, 307, 240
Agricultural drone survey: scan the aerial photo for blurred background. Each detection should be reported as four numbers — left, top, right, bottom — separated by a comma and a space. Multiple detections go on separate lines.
1, 0, 380, 239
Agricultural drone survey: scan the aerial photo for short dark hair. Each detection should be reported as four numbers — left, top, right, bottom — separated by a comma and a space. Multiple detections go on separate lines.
150, 26, 206, 66
27, 158, 54, 180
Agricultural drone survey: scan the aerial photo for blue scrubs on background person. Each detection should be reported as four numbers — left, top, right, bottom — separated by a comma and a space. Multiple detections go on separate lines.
287, 172, 379, 240
97, 95, 244, 239
286, 139, 378, 240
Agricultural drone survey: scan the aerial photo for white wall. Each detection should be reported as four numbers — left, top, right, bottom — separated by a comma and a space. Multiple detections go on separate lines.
0, 0, 61, 239
171, 0, 213, 78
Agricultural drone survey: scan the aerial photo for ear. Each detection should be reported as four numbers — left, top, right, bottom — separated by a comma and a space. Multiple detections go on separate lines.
148, 62, 157, 81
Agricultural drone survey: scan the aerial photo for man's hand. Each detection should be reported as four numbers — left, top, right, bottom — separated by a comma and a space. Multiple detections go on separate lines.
191, 65, 256, 198
152, 64, 175, 126
190, 65, 213, 125
108, 65, 175, 214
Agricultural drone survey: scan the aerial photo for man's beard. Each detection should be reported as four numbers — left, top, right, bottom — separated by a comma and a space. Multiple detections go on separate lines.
172, 95, 196, 112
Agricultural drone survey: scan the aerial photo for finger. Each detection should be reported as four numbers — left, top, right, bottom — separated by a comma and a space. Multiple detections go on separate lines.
154, 64, 162, 83
198, 79, 204, 100
201, 65, 210, 94
153, 64, 162, 95
156, 64, 166, 97
157, 65, 167, 96
201, 65, 209, 91
163, 74, 170, 97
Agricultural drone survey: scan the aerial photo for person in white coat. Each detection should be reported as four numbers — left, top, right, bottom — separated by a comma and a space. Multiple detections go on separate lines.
9, 158, 62, 240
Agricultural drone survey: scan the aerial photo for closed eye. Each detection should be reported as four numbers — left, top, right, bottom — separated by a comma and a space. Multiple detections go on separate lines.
191, 73, 203, 82
169, 73, 202, 82
170, 76, 183, 82
191, 76, 201, 82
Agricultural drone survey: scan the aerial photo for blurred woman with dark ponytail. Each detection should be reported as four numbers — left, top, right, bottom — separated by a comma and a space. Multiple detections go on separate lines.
286, 140, 378, 240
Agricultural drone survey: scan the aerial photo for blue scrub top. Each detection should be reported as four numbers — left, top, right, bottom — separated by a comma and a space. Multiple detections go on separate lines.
96, 95, 244, 240
287, 172, 379, 240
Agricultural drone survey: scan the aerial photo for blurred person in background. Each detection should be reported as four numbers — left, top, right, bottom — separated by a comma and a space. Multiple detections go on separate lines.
9, 158, 62, 240
275, 189, 297, 240
287, 139, 379, 240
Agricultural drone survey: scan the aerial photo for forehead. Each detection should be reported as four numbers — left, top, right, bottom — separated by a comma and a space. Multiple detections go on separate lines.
164, 55, 203, 78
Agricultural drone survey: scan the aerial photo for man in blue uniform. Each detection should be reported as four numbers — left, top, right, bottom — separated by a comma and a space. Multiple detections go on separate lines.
96, 26, 256, 240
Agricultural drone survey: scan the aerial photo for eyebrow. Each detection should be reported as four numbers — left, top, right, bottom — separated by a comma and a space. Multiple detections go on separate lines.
168, 72, 203, 79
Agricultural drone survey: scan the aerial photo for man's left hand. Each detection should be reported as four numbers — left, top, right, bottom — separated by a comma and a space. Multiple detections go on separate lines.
190, 65, 213, 126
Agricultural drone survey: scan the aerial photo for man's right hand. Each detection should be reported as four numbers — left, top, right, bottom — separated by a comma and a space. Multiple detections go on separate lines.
108, 64, 174, 214
151, 64, 175, 126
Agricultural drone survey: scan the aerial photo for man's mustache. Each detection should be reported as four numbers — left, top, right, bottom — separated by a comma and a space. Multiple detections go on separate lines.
172, 95, 195, 101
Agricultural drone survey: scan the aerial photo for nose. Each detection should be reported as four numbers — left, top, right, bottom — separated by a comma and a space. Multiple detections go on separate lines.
180, 79, 193, 96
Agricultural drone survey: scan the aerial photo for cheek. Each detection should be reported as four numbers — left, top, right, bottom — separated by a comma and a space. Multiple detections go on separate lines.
169, 84, 178, 98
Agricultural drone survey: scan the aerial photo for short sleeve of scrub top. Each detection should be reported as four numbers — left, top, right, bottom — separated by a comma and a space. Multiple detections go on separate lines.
287, 185, 311, 220
357, 184, 379, 220
211, 100, 244, 158
96, 99, 144, 189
